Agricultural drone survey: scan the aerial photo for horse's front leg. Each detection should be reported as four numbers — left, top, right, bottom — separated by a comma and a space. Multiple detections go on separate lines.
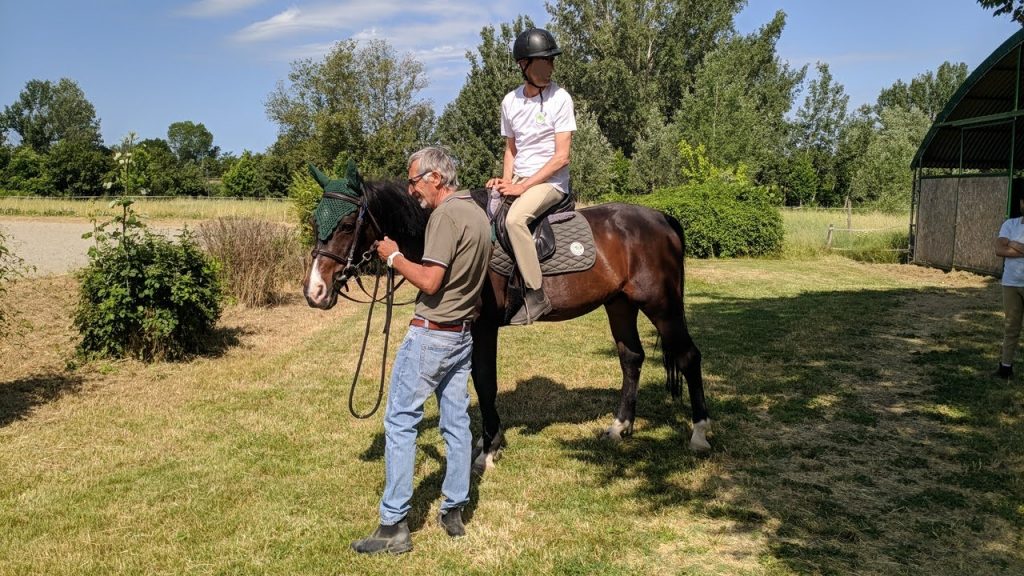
602, 298, 643, 441
470, 319, 503, 474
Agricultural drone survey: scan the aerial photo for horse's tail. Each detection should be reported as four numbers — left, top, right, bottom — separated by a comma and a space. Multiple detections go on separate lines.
662, 211, 687, 399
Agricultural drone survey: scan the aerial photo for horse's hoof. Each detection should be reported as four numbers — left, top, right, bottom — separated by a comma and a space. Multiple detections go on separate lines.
472, 449, 502, 475
689, 419, 712, 452
601, 419, 632, 441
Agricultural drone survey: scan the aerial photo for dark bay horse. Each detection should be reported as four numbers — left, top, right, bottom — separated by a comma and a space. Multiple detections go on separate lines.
302, 178, 711, 472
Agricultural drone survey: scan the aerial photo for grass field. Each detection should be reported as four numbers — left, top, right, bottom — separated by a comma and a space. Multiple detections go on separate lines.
1, 257, 1021, 575
0, 196, 292, 222
780, 208, 909, 261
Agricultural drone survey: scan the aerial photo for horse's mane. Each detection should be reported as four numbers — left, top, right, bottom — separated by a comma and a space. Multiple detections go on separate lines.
363, 180, 430, 261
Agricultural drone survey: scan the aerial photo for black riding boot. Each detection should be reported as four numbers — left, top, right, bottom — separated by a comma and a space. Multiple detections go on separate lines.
351, 519, 413, 555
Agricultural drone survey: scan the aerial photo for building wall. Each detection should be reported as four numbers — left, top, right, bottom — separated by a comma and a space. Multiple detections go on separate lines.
915, 176, 1006, 275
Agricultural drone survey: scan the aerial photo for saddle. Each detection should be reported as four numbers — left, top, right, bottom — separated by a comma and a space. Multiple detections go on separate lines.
487, 188, 576, 263
469, 187, 596, 326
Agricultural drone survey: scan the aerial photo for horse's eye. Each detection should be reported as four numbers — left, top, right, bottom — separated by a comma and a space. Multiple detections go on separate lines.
340, 222, 355, 233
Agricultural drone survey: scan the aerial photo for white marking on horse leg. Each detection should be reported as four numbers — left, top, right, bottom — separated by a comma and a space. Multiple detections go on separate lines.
689, 418, 712, 452
602, 418, 632, 441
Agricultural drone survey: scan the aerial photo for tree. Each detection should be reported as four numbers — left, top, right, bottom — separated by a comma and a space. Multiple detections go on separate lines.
548, 0, 746, 155
791, 62, 849, 205
849, 106, 931, 212
167, 121, 215, 165
876, 61, 969, 121
45, 138, 112, 196
630, 110, 685, 194
2, 146, 51, 195
222, 151, 268, 197
978, 0, 1024, 25
1, 78, 102, 152
266, 39, 433, 179
675, 12, 805, 181
569, 105, 616, 201
436, 19, 532, 188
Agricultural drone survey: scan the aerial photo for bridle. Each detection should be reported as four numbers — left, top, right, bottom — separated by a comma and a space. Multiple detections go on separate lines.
310, 191, 385, 294
310, 190, 407, 419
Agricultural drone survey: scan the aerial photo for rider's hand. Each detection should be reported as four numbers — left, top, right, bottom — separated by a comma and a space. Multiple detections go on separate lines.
486, 177, 507, 189
496, 181, 527, 197
376, 236, 399, 261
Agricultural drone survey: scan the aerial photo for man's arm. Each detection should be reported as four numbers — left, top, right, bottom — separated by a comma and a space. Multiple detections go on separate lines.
486, 138, 517, 189
376, 236, 446, 295
496, 131, 572, 197
996, 236, 1024, 258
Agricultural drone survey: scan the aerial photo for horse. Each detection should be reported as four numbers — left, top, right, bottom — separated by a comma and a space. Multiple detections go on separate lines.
302, 168, 711, 473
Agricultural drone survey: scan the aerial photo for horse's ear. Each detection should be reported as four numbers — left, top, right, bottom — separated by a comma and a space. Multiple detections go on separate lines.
308, 163, 330, 189
344, 159, 364, 195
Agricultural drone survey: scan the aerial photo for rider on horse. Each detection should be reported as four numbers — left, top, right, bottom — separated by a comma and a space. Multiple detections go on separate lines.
486, 27, 577, 325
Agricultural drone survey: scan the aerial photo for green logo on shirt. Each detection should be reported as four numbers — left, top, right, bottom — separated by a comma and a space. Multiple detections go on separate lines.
535, 112, 546, 124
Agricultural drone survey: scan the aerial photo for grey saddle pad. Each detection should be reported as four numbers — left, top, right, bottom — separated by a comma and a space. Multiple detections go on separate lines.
490, 212, 596, 277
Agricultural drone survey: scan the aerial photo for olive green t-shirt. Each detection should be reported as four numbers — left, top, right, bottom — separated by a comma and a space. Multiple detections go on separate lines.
415, 193, 491, 323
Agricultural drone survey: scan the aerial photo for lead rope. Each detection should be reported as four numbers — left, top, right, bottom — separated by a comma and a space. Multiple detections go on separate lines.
347, 267, 396, 419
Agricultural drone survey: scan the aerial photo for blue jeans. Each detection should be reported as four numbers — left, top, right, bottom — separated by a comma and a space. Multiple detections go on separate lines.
379, 325, 473, 525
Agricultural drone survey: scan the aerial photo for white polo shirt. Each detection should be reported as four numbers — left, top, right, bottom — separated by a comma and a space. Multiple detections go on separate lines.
1000, 216, 1024, 287
500, 82, 577, 193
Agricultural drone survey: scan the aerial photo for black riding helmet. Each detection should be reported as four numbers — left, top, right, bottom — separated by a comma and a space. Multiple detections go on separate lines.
512, 28, 562, 61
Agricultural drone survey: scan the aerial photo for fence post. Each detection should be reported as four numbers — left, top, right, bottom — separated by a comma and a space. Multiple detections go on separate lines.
826, 224, 834, 249
845, 197, 852, 231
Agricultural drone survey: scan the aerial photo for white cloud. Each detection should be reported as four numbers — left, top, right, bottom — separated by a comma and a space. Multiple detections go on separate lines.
233, 2, 405, 43
232, 1, 498, 43
181, 0, 265, 18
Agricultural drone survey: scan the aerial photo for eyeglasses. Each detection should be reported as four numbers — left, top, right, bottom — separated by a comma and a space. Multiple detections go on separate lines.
407, 170, 432, 186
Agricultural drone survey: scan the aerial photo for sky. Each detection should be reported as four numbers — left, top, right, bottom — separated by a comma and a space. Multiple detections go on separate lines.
1, 1, 1020, 156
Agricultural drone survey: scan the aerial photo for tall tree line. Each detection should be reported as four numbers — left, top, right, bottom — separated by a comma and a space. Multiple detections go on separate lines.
0, 2, 981, 208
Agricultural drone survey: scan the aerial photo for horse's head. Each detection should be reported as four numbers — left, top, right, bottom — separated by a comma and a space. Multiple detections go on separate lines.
302, 160, 377, 309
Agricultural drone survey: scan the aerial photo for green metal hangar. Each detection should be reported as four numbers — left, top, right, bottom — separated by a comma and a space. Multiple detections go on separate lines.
911, 29, 1024, 275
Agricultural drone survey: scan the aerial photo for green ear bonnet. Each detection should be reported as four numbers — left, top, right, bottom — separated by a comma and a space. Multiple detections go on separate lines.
309, 160, 365, 242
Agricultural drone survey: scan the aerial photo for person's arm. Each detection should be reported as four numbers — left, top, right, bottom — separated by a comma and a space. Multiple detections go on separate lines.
496, 131, 572, 197
487, 138, 517, 189
376, 236, 446, 295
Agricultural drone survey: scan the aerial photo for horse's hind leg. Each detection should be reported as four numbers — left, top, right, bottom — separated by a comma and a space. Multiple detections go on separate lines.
645, 306, 712, 452
602, 297, 644, 441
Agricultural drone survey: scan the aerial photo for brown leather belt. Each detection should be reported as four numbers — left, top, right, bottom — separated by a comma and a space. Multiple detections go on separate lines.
409, 317, 472, 332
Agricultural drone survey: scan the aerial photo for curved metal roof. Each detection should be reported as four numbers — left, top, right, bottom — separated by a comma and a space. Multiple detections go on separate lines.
912, 28, 1024, 169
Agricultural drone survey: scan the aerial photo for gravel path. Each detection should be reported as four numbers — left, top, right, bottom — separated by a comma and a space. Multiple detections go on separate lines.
0, 218, 181, 276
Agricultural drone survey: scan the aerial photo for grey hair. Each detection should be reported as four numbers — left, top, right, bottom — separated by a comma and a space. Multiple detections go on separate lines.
409, 147, 459, 190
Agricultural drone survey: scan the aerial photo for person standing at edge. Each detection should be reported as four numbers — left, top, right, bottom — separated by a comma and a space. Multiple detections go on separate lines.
995, 196, 1024, 379
351, 147, 491, 555
486, 27, 577, 325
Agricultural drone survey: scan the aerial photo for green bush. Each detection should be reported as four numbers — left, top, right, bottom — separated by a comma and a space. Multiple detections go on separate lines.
289, 169, 321, 248
74, 199, 223, 360
632, 179, 783, 258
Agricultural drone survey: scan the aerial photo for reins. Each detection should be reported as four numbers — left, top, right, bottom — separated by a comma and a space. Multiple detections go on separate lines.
311, 191, 412, 419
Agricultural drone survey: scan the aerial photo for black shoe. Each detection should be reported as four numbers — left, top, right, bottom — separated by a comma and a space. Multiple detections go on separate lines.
351, 520, 413, 555
437, 508, 465, 538
995, 364, 1014, 380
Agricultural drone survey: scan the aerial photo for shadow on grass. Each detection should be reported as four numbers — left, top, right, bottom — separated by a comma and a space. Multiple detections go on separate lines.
0, 372, 84, 427
556, 282, 1023, 574
193, 325, 247, 359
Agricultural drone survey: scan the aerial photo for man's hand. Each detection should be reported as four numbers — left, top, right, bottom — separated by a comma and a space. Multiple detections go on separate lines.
486, 177, 508, 189
376, 236, 400, 262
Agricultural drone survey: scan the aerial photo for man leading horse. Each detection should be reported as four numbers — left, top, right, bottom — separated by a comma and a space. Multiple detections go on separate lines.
350, 147, 491, 555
